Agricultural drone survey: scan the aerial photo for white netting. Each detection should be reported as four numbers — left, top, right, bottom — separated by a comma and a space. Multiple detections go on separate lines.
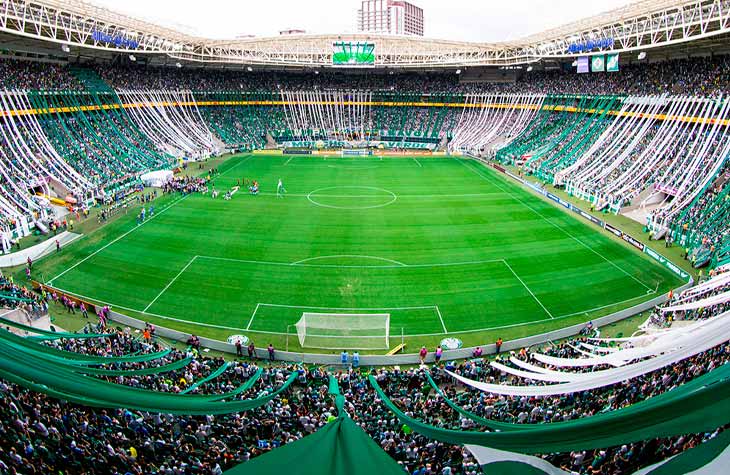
294, 312, 390, 350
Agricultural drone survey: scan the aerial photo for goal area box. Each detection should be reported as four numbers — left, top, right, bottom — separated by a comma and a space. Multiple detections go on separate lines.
294, 312, 390, 350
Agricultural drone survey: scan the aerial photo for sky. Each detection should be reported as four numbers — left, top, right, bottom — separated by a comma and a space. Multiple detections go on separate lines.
91, 0, 635, 42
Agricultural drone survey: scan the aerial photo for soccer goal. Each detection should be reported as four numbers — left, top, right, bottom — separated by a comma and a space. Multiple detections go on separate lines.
294, 312, 390, 350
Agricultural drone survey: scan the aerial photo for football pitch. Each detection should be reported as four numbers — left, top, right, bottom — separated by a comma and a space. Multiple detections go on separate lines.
36, 154, 684, 351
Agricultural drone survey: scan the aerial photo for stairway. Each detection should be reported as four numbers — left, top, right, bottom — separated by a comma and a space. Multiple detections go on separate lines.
68, 66, 113, 93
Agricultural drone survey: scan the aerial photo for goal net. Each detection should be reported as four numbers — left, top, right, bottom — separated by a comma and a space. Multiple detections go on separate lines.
294, 312, 390, 350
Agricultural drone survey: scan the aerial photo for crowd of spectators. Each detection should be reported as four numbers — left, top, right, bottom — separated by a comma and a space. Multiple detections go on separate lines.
91, 56, 730, 97
162, 176, 209, 195
1, 265, 729, 475
0, 58, 83, 91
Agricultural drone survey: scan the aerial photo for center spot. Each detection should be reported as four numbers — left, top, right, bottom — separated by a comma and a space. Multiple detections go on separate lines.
307, 186, 397, 210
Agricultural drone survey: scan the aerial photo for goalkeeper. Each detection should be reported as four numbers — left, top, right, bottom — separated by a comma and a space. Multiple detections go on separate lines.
277, 178, 286, 198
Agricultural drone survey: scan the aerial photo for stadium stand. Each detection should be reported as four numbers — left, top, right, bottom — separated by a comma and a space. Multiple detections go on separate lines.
0, 268, 727, 474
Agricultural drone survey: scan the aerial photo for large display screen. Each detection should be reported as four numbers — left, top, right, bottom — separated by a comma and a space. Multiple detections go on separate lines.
332, 42, 375, 66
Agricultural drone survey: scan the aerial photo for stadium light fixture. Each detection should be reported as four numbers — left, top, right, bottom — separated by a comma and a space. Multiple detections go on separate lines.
246, 66, 253, 72
61, 44, 70, 53
571, 60, 578, 67
526, 66, 533, 72
314, 70, 319, 75
455, 69, 461, 75
129, 54, 136, 62
175, 62, 182, 68
638, 52, 647, 60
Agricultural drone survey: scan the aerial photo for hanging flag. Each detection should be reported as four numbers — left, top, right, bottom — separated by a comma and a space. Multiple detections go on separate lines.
591, 55, 606, 72
577, 56, 590, 74
607, 53, 620, 72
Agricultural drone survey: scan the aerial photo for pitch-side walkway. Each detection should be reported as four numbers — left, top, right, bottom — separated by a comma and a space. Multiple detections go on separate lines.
0, 231, 82, 267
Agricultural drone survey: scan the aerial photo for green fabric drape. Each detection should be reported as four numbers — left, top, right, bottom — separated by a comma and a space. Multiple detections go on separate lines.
425, 372, 524, 431
223, 415, 406, 475
76, 357, 194, 376
181, 362, 230, 394
0, 331, 296, 415
638, 429, 730, 475
225, 375, 403, 475
328, 375, 346, 413
204, 367, 263, 402
0, 328, 172, 365
0, 317, 114, 340
368, 364, 730, 453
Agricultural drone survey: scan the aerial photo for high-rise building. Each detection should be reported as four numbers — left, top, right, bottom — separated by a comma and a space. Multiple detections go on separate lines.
357, 0, 424, 36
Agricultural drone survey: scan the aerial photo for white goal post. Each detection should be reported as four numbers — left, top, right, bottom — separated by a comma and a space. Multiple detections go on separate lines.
294, 312, 390, 350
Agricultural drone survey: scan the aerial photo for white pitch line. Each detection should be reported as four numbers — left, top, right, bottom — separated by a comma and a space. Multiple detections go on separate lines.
198, 254, 505, 269
257, 302, 439, 311
47, 284, 660, 338
50, 286, 246, 332
291, 255, 407, 266
48, 156, 248, 284
246, 303, 261, 330
502, 259, 554, 319
143, 255, 198, 313
459, 159, 654, 292
434, 305, 448, 333
253, 192, 506, 199
47, 195, 190, 285
283, 156, 294, 166
412, 157, 422, 167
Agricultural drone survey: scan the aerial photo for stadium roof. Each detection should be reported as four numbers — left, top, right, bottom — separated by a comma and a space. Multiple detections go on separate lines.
0, 0, 728, 67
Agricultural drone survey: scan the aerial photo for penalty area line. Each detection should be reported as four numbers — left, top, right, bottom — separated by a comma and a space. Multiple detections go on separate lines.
435, 305, 448, 333
246, 303, 261, 331
502, 259, 554, 319
143, 255, 198, 313
459, 159, 654, 293
45, 284, 661, 339
46, 194, 190, 286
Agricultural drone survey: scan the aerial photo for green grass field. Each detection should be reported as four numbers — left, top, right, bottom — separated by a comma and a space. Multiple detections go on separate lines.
33, 154, 684, 352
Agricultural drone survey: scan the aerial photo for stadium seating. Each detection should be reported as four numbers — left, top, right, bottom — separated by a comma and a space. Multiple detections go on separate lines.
0, 268, 727, 474
0, 55, 727, 260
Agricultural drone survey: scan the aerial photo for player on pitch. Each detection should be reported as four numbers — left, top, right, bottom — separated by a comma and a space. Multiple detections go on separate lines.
277, 178, 286, 198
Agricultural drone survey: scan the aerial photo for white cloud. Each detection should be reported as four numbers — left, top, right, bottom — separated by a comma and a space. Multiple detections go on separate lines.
90, 0, 634, 42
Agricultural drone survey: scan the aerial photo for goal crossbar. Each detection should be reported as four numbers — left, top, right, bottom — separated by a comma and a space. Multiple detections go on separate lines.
295, 312, 390, 350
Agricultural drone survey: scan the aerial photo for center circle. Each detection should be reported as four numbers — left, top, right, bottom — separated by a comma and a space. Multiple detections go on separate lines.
307, 186, 397, 210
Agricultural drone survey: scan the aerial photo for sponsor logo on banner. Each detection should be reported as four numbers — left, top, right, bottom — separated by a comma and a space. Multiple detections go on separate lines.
604, 223, 622, 237
568, 37, 614, 53
606, 53, 620, 72
491, 163, 505, 173
621, 232, 645, 251
591, 55, 606, 72
644, 247, 689, 278
577, 210, 604, 227
546, 192, 561, 204
577, 56, 590, 74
